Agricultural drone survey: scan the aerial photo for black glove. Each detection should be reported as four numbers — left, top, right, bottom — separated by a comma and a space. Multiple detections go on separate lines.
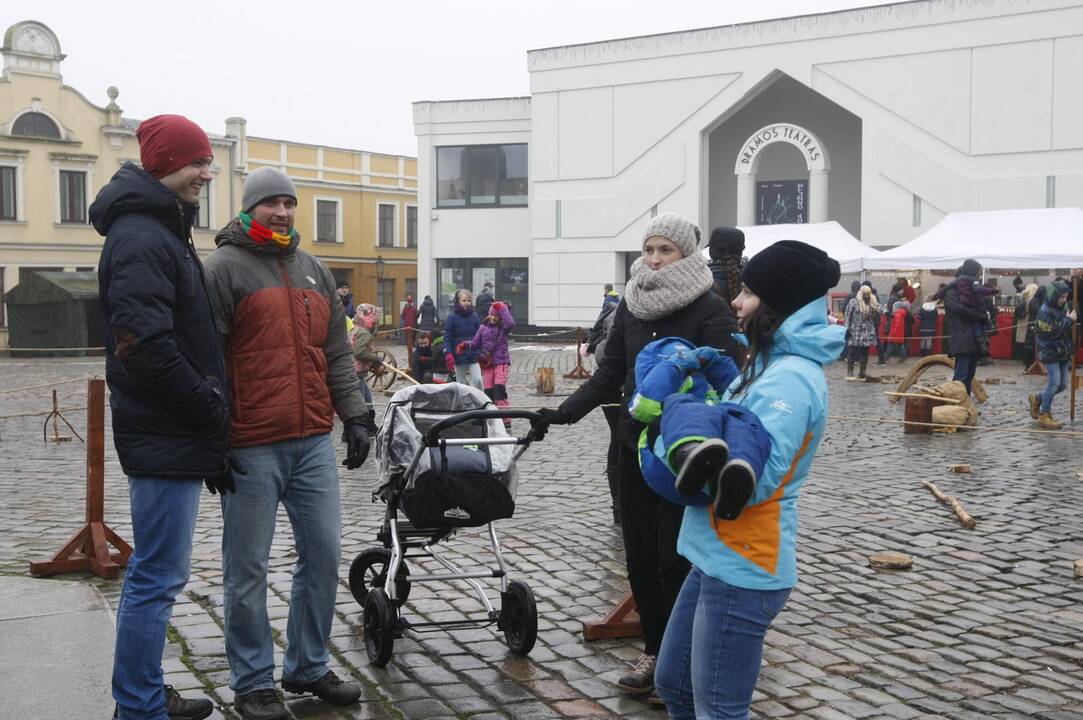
205, 453, 245, 495
530, 407, 570, 441
342, 418, 371, 469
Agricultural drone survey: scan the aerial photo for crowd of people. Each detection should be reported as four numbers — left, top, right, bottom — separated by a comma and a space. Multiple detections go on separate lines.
94, 113, 1076, 720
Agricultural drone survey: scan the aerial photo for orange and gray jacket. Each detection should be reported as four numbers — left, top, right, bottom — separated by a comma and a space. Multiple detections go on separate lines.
204, 218, 365, 448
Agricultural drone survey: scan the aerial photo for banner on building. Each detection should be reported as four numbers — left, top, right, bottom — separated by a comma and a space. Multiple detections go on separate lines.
756, 180, 807, 225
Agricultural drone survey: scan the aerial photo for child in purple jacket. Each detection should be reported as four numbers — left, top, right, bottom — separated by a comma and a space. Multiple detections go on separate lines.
458, 301, 516, 427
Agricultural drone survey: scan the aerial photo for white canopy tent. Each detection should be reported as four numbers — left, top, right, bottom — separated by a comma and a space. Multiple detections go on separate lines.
701, 221, 878, 273
864, 208, 1083, 271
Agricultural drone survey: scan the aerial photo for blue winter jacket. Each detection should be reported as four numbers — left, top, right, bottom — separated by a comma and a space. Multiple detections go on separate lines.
443, 303, 481, 365
678, 299, 844, 590
91, 163, 230, 479
1035, 284, 1074, 363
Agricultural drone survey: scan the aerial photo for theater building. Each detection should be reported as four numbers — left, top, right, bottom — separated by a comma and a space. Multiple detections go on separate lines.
413, 0, 1083, 325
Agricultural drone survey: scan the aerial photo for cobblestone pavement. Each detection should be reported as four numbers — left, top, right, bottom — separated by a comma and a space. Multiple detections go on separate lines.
3, 343, 1083, 719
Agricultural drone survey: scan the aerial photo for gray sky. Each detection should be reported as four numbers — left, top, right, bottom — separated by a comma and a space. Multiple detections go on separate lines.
17, 0, 887, 156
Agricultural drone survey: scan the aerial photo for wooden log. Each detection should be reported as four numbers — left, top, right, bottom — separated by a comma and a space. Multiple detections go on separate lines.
921, 480, 977, 529
536, 367, 555, 395
869, 551, 913, 570
582, 593, 641, 641
903, 396, 945, 434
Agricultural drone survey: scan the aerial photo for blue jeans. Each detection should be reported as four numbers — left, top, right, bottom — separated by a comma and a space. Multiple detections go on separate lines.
113, 477, 203, 720
952, 353, 977, 395
455, 362, 484, 391
221, 433, 341, 694
1040, 360, 1070, 414
656, 567, 790, 720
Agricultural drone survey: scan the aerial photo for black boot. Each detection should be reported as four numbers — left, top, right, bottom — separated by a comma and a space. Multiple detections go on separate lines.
672, 439, 729, 498
713, 460, 757, 521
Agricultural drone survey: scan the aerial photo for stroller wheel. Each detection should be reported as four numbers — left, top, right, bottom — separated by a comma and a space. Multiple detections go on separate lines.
349, 548, 411, 608
363, 589, 396, 667
499, 580, 538, 655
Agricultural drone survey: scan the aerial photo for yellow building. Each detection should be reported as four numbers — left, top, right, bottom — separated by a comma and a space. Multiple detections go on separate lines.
0, 19, 418, 345
242, 130, 418, 327
0, 20, 242, 344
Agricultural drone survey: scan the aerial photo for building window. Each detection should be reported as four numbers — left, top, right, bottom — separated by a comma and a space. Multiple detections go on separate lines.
406, 205, 418, 248
436, 144, 528, 208
378, 203, 396, 247
59, 170, 87, 223
12, 112, 61, 139
0, 166, 15, 221
195, 179, 211, 229
316, 199, 339, 243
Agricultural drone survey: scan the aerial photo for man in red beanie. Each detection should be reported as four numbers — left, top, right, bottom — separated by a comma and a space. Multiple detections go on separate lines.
91, 113, 230, 720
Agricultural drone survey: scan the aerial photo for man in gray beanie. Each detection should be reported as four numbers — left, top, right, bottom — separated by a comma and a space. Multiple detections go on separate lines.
204, 167, 368, 719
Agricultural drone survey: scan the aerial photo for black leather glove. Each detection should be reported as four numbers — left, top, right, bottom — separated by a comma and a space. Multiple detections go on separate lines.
530, 407, 571, 441
342, 418, 371, 469
205, 453, 245, 495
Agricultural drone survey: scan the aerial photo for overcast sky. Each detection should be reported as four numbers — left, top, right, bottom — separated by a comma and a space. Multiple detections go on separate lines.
16, 0, 887, 156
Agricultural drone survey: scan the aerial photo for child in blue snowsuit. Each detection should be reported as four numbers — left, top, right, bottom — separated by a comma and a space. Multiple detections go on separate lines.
628, 337, 772, 520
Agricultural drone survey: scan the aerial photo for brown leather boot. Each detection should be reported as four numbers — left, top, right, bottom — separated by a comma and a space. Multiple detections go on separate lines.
1037, 412, 1063, 430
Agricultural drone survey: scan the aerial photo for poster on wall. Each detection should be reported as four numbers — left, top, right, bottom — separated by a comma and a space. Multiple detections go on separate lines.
440, 268, 463, 309
472, 267, 496, 296
756, 180, 808, 225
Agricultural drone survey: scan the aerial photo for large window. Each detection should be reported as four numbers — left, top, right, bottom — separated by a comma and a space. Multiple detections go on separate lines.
0, 167, 15, 221
195, 179, 211, 229
436, 144, 527, 208
12, 112, 61, 139
59, 170, 87, 223
406, 205, 418, 248
378, 203, 396, 247
316, 199, 339, 243
436, 257, 528, 323
377, 278, 396, 328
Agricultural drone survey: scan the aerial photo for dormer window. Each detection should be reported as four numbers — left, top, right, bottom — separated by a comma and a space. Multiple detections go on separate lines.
12, 112, 61, 139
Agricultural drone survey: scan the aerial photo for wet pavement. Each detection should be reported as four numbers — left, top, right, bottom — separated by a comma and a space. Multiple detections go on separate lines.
2, 343, 1082, 719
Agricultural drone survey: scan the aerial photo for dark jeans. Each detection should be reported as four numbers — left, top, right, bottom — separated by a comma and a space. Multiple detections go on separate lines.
953, 353, 978, 394
601, 405, 621, 520
617, 443, 690, 655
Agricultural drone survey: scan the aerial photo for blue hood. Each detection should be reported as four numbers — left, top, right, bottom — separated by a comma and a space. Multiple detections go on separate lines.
769, 298, 845, 366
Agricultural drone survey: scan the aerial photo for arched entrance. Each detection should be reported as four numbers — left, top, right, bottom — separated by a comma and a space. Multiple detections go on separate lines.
733, 123, 830, 225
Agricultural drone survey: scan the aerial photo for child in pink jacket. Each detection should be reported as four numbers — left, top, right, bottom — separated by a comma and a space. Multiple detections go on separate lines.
458, 301, 515, 427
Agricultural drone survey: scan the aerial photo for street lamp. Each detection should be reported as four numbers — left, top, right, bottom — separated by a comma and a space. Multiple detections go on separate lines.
375, 255, 385, 279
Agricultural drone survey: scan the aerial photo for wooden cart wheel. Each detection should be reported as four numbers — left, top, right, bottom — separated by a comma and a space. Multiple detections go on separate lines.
366, 349, 398, 392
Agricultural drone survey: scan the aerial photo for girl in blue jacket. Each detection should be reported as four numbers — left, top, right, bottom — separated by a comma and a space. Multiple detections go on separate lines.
655, 240, 844, 719
443, 288, 483, 391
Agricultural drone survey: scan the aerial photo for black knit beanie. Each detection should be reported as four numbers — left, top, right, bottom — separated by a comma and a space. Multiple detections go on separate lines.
740, 240, 841, 317
958, 258, 982, 278
708, 226, 745, 261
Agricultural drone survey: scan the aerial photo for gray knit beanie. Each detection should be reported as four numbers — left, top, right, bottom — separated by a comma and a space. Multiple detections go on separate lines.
242, 167, 297, 213
642, 212, 701, 258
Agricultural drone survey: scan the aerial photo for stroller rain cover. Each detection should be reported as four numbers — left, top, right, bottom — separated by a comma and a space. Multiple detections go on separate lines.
375, 383, 520, 528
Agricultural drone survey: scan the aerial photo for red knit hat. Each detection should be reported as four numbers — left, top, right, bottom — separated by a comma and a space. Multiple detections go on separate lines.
135, 114, 213, 179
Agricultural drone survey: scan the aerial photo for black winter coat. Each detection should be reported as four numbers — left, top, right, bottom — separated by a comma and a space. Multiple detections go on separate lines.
559, 291, 738, 450
941, 277, 990, 357
91, 163, 229, 479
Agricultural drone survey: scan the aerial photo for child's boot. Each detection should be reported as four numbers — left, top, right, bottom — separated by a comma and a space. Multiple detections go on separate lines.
1038, 412, 1063, 430
671, 439, 729, 498
713, 460, 758, 521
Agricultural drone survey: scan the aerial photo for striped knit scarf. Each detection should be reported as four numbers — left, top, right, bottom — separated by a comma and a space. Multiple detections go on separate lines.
238, 211, 296, 248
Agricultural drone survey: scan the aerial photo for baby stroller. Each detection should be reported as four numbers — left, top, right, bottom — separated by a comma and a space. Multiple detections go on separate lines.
350, 382, 544, 666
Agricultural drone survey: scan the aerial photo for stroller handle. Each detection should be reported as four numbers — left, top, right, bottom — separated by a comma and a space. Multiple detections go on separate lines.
424, 409, 543, 446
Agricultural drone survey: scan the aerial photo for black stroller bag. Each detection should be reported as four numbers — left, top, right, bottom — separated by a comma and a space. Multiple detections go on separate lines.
401, 447, 515, 527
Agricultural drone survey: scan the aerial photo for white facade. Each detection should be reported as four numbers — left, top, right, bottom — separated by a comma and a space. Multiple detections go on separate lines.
414, 0, 1083, 325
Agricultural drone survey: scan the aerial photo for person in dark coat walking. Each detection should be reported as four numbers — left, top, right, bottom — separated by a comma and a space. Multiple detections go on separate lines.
586, 301, 622, 524
92, 114, 228, 720
475, 282, 494, 320
941, 259, 990, 395
418, 294, 440, 333
532, 212, 738, 703
1030, 281, 1077, 429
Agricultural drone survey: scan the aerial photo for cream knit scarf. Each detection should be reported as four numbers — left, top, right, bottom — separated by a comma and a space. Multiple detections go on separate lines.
623, 255, 715, 321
